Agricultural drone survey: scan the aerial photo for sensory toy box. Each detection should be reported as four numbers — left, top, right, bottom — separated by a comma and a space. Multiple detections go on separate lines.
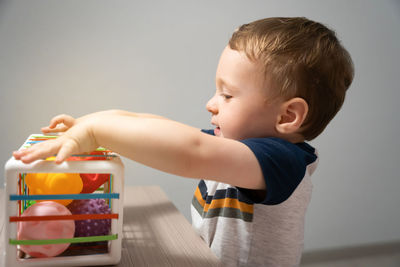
3, 134, 124, 266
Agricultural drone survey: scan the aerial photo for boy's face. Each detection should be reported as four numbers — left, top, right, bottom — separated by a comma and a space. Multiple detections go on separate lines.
206, 46, 283, 140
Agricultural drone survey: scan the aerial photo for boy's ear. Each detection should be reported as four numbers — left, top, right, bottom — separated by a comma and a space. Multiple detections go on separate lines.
275, 97, 308, 134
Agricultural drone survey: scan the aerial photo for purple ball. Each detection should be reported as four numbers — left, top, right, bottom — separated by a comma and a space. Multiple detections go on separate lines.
67, 199, 111, 237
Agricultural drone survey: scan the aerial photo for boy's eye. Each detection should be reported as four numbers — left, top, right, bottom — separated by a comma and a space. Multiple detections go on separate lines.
220, 94, 232, 100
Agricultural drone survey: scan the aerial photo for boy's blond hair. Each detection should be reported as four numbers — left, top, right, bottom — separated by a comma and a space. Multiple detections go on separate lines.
229, 17, 354, 140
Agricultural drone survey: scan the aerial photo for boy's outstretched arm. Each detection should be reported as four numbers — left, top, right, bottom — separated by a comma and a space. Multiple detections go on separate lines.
13, 113, 265, 190
41, 110, 167, 134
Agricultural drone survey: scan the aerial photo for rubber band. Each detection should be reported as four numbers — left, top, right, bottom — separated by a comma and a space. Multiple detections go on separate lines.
31, 135, 58, 139
10, 193, 119, 201
69, 154, 116, 157
96, 147, 108, 151
29, 138, 55, 141
10, 213, 119, 222
9, 234, 118, 245
26, 141, 45, 144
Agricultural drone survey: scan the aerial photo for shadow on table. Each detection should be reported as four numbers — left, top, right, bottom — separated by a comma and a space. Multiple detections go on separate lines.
119, 203, 220, 266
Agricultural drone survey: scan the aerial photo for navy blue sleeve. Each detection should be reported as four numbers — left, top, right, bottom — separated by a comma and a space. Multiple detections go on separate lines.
240, 137, 317, 205
200, 129, 317, 205
201, 129, 215, 136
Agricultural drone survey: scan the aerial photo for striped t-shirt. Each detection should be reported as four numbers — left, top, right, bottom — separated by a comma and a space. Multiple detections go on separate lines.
191, 133, 318, 266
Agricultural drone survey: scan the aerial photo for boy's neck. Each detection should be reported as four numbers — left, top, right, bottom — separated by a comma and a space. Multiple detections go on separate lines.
277, 133, 306, 144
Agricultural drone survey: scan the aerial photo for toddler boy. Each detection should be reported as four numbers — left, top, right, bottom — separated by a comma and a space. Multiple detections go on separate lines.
14, 17, 354, 266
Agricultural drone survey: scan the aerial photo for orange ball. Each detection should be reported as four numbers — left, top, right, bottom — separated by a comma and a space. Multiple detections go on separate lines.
25, 173, 83, 206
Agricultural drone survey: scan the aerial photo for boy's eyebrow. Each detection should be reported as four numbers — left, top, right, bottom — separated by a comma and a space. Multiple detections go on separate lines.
216, 77, 239, 92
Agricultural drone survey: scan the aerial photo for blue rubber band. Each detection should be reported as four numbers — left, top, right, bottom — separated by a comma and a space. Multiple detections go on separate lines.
10, 193, 119, 201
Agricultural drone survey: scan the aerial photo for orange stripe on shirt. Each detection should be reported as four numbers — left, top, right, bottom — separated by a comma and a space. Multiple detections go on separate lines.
205, 197, 253, 214
194, 186, 254, 214
194, 186, 206, 207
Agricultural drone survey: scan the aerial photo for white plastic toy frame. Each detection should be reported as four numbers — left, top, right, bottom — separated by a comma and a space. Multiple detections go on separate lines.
2, 135, 124, 267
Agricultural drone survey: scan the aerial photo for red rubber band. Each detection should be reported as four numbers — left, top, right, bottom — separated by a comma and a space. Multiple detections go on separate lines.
9, 213, 118, 222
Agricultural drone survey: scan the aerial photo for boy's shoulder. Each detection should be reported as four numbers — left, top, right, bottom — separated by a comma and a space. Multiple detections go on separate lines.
241, 136, 317, 165
201, 129, 318, 205
239, 136, 317, 203
201, 129, 317, 164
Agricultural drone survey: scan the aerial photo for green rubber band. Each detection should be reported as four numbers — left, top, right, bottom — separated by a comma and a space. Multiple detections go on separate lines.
9, 234, 118, 245
31, 135, 58, 138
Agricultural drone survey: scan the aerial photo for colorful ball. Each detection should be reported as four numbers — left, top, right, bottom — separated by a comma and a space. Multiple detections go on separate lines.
25, 173, 83, 206
79, 173, 111, 194
17, 201, 75, 258
67, 199, 111, 237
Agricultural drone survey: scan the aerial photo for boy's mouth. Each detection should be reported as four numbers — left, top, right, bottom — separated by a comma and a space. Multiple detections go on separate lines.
214, 127, 221, 136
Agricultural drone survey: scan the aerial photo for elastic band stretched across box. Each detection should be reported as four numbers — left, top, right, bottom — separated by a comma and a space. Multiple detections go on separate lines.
9, 213, 119, 222
9, 234, 118, 245
10, 193, 119, 201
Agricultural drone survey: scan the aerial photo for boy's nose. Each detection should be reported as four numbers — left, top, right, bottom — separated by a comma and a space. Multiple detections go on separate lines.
206, 95, 218, 114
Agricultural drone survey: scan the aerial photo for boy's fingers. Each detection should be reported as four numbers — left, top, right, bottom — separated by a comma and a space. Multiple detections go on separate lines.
13, 135, 80, 164
13, 150, 27, 160
44, 115, 76, 132
52, 114, 75, 127
18, 140, 60, 163
13, 145, 38, 160
55, 140, 78, 164
41, 125, 69, 133
20, 148, 50, 163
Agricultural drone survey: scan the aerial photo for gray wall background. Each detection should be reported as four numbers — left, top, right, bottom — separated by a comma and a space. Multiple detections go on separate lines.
1, 0, 399, 252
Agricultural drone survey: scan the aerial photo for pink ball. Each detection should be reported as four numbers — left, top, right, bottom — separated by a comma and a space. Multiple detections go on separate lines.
17, 201, 75, 258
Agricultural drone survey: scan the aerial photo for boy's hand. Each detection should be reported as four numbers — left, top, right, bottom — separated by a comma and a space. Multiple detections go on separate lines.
13, 119, 98, 164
